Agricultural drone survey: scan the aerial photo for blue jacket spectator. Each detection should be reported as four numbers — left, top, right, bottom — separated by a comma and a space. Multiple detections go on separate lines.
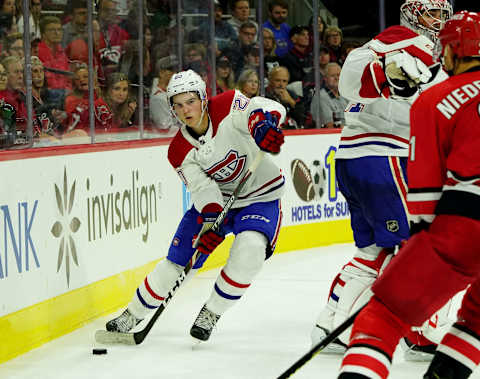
262, 0, 291, 57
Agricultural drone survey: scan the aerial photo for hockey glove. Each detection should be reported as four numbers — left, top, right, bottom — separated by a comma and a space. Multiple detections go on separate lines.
248, 109, 284, 154
197, 229, 225, 255
384, 50, 432, 98
195, 205, 226, 255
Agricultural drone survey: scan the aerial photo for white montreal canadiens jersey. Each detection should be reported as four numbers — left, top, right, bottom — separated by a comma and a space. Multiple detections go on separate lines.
336, 25, 448, 159
168, 90, 286, 213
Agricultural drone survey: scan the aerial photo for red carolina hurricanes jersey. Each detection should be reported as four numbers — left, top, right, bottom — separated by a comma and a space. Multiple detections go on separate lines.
407, 68, 480, 223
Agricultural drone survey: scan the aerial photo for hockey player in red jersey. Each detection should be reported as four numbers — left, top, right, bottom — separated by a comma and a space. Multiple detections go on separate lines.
104, 69, 286, 342
311, 0, 452, 360
338, 11, 480, 379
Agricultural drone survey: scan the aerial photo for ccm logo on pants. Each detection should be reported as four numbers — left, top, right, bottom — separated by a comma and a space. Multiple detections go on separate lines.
241, 215, 271, 223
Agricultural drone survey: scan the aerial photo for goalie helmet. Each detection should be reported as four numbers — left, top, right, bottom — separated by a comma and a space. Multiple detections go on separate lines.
400, 0, 452, 42
433, 11, 480, 63
166, 69, 207, 108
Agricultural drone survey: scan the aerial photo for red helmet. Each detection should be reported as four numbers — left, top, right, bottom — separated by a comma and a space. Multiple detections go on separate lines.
434, 11, 480, 62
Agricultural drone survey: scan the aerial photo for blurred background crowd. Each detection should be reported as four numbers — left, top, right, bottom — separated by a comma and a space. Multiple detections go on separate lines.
0, 0, 466, 149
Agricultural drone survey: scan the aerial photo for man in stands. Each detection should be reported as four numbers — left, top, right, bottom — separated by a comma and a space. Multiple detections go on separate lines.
262, 0, 291, 57
279, 25, 313, 83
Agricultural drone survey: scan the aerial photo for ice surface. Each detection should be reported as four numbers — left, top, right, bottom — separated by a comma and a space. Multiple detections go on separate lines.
2, 243, 478, 379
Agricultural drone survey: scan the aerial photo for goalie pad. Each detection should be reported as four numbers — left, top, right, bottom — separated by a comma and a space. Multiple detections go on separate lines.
316, 245, 393, 344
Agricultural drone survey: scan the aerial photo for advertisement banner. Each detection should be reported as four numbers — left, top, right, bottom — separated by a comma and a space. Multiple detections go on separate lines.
0, 145, 181, 316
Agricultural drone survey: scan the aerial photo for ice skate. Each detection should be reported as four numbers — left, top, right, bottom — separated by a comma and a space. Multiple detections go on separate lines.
190, 304, 220, 342
311, 324, 347, 354
106, 309, 142, 333
400, 337, 436, 362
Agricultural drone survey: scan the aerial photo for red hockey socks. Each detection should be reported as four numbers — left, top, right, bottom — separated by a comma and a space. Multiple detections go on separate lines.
338, 297, 409, 379
424, 279, 480, 379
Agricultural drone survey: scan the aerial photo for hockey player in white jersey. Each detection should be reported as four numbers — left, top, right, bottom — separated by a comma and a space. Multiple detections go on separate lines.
310, 0, 452, 359
105, 69, 286, 342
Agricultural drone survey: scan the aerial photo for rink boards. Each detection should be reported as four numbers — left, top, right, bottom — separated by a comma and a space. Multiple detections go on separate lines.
0, 130, 352, 363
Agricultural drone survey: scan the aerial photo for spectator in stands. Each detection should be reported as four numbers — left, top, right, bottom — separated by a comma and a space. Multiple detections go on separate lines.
265, 66, 304, 128
279, 25, 313, 83
0, 56, 28, 132
30, 56, 67, 137
149, 55, 179, 131
229, 21, 257, 79
310, 62, 347, 128
338, 40, 361, 66
215, 55, 235, 94
262, 27, 281, 76
0, 0, 17, 37
97, 0, 130, 75
0, 62, 6, 91
65, 20, 107, 86
307, 14, 326, 54
323, 26, 343, 64
64, 63, 100, 133
190, 0, 237, 54
301, 45, 330, 126
94, 72, 136, 130
236, 68, 259, 98
243, 43, 260, 73
31, 37, 40, 57
228, 0, 258, 40
17, 0, 41, 39
62, 0, 87, 48
4, 33, 24, 59
38, 16, 71, 107
183, 43, 207, 68
120, 25, 154, 88
262, 0, 290, 57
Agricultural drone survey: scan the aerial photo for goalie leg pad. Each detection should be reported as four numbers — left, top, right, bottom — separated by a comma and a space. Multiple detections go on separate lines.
373, 215, 480, 327
458, 277, 480, 336
206, 231, 267, 315
128, 259, 186, 319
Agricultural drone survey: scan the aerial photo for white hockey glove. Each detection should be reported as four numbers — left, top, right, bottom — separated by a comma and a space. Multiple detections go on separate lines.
384, 50, 432, 99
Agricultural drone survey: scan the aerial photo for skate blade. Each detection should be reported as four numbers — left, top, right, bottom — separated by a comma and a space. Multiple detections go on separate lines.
191, 336, 204, 349
95, 330, 136, 345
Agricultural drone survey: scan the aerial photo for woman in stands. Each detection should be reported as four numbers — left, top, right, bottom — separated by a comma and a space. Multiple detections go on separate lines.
236, 69, 259, 98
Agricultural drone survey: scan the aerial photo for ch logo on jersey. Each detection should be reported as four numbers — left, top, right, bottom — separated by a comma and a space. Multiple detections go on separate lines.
206, 149, 246, 183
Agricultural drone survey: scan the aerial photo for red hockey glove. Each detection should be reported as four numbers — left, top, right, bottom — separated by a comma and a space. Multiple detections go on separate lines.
196, 229, 225, 255
248, 109, 284, 153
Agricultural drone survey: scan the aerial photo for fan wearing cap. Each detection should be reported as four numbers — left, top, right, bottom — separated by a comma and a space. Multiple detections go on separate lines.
105, 70, 287, 343
278, 25, 313, 84
149, 55, 181, 131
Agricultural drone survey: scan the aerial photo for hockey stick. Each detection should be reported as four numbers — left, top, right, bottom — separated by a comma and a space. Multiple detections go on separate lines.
277, 305, 365, 379
95, 150, 266, 345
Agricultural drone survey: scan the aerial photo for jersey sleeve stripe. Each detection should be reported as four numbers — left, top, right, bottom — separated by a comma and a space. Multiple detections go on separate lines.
340, 132, 409, 144
436, 191, 480, 221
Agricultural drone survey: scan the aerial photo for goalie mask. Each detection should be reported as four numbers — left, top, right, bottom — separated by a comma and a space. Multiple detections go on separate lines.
400, 0, 452, 42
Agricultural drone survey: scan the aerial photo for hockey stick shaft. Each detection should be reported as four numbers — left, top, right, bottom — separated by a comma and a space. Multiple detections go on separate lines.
277, 305, 365, 379
95, 151, 265, 345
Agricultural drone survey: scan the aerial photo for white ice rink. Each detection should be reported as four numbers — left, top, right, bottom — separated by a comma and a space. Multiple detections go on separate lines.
2, 243, 479, 379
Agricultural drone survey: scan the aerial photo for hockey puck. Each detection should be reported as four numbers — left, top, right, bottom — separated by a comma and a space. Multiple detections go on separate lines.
92, 348, 107, 355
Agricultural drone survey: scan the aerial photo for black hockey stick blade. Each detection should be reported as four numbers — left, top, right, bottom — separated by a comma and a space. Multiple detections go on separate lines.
277, 306, 365, 379
95, 151, 265, 346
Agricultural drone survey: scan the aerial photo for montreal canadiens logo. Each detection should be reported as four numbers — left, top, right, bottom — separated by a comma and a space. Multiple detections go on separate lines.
206, 150, 246, 183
